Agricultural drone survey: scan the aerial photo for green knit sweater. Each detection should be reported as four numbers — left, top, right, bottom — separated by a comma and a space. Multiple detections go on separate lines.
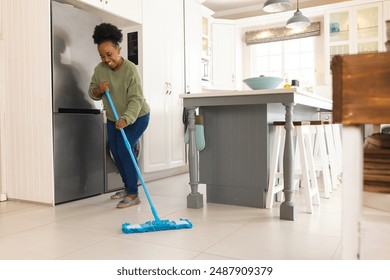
89, 59, 150, 125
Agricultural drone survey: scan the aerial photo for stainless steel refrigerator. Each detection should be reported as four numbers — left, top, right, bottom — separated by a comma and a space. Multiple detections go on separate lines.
51, 1, 105, 204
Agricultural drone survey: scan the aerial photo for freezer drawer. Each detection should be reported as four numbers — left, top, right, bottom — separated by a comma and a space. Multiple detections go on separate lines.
54, 113, 104, 204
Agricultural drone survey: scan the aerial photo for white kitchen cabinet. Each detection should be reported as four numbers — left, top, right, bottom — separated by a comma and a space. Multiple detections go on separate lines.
77, 0, 102, 7
384, 0, 390, 21
383, 0, 390, 41
324, 1, 383, 84
77, 0, 142, 23
200, 10, 212, 88
104, 0, 142, 23
211, 22, 237, 90
142, 0, 186, 173
184, 0, 202, 94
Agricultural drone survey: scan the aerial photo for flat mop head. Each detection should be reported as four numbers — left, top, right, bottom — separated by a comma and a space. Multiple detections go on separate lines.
122, 218, 193, 234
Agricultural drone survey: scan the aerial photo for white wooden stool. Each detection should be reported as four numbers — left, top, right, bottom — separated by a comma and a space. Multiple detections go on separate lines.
267, 121, 320, 213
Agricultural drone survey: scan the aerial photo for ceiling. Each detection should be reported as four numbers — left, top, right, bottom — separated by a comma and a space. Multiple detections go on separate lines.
201, 0, 352, 19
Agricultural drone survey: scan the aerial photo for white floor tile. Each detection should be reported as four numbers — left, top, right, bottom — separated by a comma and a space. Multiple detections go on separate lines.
0, 223, 111, 259
59, 236, 199, 260
204, 215, 341, 259
192, 253, 237, 260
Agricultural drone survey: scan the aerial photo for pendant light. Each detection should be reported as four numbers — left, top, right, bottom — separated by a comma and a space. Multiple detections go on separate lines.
263, 0, 292, 13
286, 0, 310, 29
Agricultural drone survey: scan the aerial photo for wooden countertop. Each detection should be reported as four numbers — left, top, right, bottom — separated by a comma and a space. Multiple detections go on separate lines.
180, 88, 333, 111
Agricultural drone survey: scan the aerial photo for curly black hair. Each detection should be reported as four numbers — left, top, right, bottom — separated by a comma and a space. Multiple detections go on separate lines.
92, 23, 123, 46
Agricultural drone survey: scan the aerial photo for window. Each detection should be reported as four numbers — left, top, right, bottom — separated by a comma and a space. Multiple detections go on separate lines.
251, 37, 316, 92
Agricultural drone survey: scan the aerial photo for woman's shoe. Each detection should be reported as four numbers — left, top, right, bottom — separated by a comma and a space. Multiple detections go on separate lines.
116, 196, 140, 208
110, 190, 127, 199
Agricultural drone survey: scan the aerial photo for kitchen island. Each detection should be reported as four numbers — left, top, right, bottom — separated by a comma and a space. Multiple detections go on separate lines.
180, 88, 332, 221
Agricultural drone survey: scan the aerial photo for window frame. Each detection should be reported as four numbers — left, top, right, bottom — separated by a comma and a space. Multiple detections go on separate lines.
250, 36, 316, 91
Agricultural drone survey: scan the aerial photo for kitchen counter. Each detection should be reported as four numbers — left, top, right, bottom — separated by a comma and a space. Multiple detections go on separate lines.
180, 88, 332, 221
181, 88, 332, 110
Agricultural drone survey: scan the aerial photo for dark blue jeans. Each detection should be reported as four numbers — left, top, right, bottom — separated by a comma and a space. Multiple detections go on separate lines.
107, 113, 150, 195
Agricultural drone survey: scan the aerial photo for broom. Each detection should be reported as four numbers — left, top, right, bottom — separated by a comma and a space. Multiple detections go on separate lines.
105, 91, 193, 234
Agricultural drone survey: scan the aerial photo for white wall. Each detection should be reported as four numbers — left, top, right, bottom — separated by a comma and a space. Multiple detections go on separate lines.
0, 0, 54, 204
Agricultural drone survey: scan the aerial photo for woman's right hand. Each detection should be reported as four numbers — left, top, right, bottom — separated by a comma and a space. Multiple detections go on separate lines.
99, 81, 109, 94
92, 82, 109, 98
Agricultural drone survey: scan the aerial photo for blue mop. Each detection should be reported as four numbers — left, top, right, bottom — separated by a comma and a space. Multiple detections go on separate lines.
105, 91, 193, 234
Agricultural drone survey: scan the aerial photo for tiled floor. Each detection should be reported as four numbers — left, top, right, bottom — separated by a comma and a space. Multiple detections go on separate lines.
0, 173, 342, 260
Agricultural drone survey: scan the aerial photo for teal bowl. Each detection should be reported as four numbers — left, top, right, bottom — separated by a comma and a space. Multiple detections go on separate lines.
243, 77, 284, 90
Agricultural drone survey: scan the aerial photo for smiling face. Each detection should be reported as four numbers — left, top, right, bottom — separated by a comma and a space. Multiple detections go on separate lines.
98, 41, 122, 71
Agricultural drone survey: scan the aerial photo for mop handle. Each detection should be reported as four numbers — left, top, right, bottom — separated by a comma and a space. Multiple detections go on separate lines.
105, 91, 160, 221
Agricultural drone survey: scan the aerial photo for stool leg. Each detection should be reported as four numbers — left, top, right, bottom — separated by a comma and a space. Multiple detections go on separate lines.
277, 132, 285, 201
325, 124, 339, 190
297, 126, 320, 214
311, 126, 322, 182
266, 126, 284, 208
294, 133, 302, 190
304, 127, 321, 207
296, 127, 312, 213
317, 125, 332, 199
332, 124, 343, 183
312, 126, 321, 169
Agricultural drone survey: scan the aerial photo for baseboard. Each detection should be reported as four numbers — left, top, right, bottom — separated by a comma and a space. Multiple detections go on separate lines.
0, 193, 7, 202
142, 165, 189, 182
363, 191, 390, 212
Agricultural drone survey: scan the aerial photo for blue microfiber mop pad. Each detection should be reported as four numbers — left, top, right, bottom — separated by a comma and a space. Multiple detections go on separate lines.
122, 218, 193, 234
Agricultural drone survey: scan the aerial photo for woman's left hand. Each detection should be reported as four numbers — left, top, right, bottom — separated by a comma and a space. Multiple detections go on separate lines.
115, 118, 127, 130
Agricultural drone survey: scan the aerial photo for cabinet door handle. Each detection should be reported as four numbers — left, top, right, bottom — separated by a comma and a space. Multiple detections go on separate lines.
165, 82, 169, 95
168, 82, 172, 95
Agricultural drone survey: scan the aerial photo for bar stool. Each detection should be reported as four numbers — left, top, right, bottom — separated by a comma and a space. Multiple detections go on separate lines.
267, 121, 320, 213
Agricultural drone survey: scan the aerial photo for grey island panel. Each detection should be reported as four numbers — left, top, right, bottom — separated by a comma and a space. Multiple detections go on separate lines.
198, 103, 322, 208
199, 104, 267, 208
